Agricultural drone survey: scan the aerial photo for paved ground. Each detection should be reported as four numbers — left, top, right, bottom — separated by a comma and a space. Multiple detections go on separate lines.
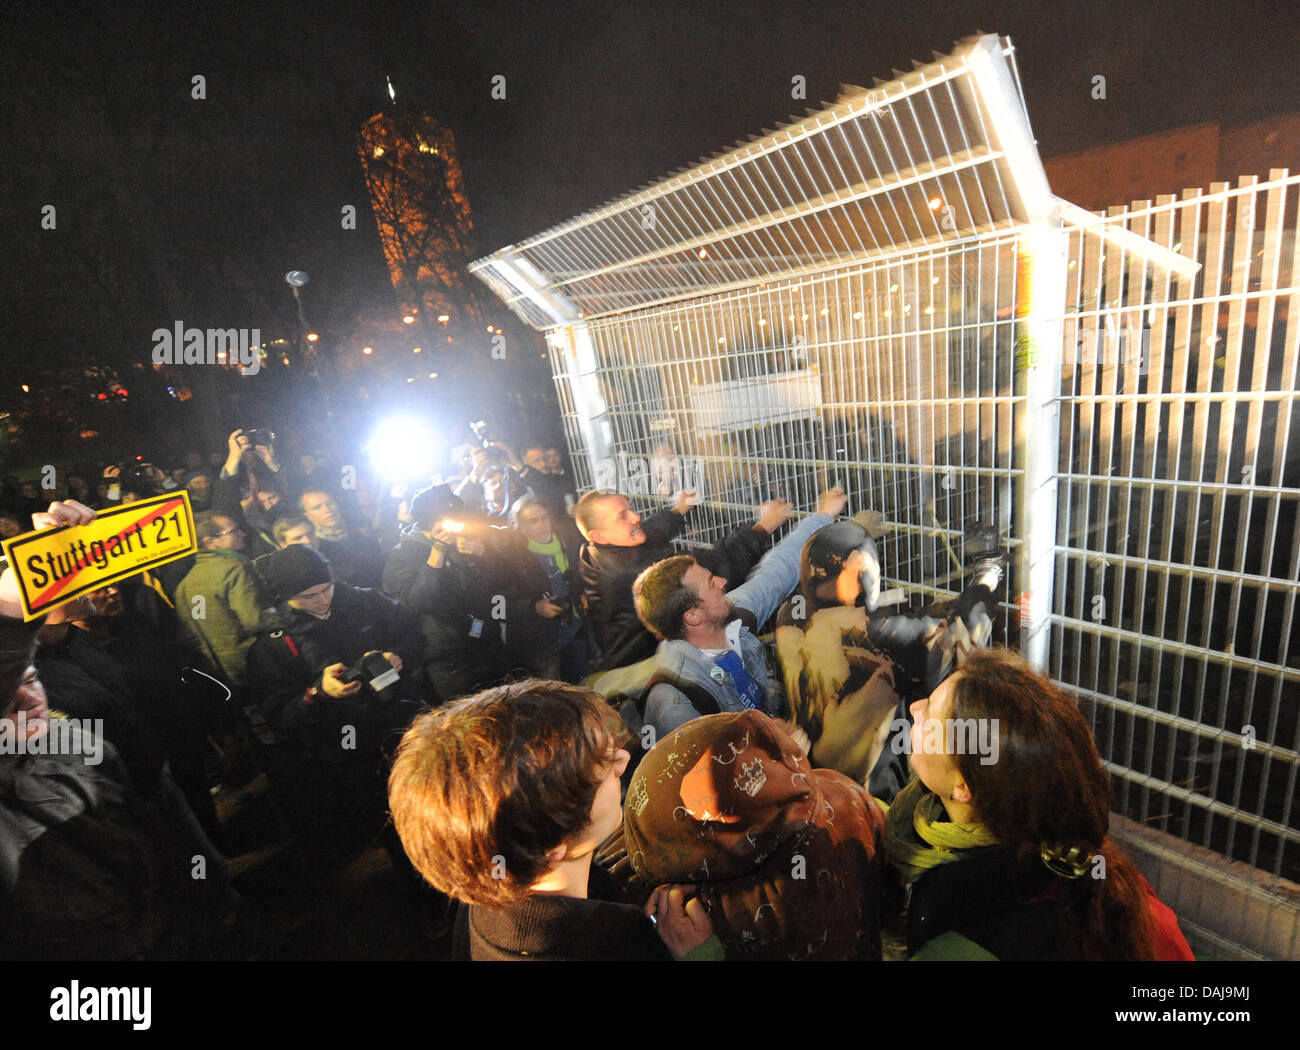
215, 775, 454, 961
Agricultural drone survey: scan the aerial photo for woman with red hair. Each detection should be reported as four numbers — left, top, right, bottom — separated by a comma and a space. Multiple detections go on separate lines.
886, 648, 1194, 960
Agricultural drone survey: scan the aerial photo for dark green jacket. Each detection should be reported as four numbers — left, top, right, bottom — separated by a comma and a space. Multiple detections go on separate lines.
173, 549, 266, 688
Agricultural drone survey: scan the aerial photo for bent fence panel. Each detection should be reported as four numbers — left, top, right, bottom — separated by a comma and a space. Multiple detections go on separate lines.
474, 36, 1299, 957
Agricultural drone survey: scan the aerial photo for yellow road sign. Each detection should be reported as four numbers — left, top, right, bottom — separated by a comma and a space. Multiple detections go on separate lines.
1, 492, 197, 620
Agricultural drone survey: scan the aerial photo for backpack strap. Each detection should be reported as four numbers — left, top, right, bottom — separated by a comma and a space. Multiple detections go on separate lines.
616, 669, 723, 791
641, 668, 723, 719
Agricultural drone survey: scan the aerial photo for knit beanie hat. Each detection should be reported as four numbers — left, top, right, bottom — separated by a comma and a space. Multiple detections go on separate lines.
254, 544, 333, 602
409, 484, 463, 531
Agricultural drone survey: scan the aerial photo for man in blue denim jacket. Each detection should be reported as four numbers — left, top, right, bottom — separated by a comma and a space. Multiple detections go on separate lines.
629, 488, 847, 744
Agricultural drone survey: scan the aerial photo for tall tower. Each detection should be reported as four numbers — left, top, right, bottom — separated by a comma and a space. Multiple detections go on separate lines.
357, 103, 484, 336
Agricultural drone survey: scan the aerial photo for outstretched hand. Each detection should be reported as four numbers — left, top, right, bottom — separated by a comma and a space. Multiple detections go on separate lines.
224, 429, 252, 474
671, 489, 701, 516
754, 498, 794, 534
251, 443, 279, 471
816, 487, 848, 517
32, 500, 96, 533
1, 501, 97, 620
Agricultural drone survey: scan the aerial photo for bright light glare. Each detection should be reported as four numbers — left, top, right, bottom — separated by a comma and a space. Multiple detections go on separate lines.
368, 416, 439, 480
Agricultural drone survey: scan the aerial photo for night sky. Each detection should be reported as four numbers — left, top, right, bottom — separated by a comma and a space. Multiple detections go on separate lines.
2, 0, 1296, 383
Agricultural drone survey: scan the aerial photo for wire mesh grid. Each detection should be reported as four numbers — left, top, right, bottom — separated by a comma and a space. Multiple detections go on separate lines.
1053, 172, 1300, 957
476, 34, 1299, 956
472, 34, 1038, 326
549, 237, 1024, 635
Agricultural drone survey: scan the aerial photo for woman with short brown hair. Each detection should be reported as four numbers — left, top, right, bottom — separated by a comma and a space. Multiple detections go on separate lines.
388, 678, 719, 960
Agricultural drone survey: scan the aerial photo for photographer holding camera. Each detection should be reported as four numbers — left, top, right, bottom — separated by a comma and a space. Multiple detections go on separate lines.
98, 459, 176, 507
381, 484, 528, 703
213, 428, 285, 559
245, 544, 426, 858
454, 422, 529, 523
248, 545, 425, 729
216, 428, 282, 501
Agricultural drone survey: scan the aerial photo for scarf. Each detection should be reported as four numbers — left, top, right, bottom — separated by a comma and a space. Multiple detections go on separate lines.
526, 534, 568, 574
881, 777, 998, 885
202, 548, 253, 567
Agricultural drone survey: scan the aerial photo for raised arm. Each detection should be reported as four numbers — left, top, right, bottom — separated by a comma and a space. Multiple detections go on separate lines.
726, 488, 846, 627
0, 500, 97, 620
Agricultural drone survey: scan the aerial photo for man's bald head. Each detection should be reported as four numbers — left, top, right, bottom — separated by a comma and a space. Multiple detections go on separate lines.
575, 491, 645, 547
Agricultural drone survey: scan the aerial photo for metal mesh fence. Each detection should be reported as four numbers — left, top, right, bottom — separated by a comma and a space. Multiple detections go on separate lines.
472, 35, 1048, 323
549, 237, 1023, 633
1053, 173, 1300, 957
475, 37, 1300, 957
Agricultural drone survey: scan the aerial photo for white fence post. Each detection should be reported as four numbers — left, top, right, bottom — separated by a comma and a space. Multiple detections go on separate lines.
1016, 223, 1066, 671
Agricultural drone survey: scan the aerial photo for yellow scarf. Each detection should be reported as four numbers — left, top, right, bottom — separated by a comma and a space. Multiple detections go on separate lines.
526, 534, 568, 574
881, 778, 998, 884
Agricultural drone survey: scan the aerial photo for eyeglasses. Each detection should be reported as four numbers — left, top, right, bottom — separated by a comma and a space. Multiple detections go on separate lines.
214, 526, 243, 537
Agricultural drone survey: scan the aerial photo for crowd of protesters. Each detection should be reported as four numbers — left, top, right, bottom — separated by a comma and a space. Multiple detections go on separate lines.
0, 419, 1197, 962
0, 422, 600, 954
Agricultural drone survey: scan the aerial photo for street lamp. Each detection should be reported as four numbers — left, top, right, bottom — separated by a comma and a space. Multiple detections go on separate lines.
285, 268, 309, 336
285, 270, 310, 336
284, 270, 322, 382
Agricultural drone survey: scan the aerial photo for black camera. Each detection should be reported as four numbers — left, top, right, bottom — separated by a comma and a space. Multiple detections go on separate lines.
557, 598, 577, 629
430, 517, 468, 555
244, 428, 276, 449
336, 650, 401, 700
544, 593, 578, 629
120, 462, 164, 498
